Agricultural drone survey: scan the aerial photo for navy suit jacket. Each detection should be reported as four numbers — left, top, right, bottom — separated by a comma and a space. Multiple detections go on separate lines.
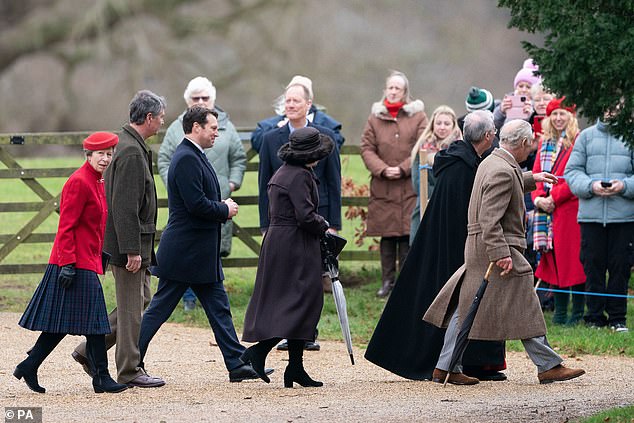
258, 122, 342, 230
156, 138, 229, 284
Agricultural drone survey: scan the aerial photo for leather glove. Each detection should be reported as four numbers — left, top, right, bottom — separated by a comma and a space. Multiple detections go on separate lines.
58, 264, 76, 289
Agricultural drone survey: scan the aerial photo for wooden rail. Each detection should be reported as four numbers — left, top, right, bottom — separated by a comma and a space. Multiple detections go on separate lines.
0, 129, 377, 274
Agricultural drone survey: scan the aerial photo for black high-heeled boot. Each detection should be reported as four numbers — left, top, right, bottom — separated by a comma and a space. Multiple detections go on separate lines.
240, 338, 280, 383
284, 339, 323, 388
86, 335, 128, 393
14, 332, 65, 394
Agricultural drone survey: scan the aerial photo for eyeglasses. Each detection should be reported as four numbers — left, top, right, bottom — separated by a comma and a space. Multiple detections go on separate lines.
489, 128, 498, 135
191, 96, 210, 102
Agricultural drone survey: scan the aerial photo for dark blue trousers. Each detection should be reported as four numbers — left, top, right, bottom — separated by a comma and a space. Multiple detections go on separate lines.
139, 278, 245, 371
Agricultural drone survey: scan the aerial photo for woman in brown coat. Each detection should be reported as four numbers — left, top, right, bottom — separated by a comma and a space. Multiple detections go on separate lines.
360, 70, 428, 297
242, 127, 333, 388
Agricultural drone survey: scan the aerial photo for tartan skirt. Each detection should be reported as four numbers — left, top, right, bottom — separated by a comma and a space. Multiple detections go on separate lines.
19, 264, 111, 335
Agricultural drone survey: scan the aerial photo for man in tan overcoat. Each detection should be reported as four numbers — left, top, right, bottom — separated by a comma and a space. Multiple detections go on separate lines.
424, 120, 585, 385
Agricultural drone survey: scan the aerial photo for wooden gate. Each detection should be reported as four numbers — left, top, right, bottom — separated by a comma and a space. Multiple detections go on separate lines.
0, 130, 376, 274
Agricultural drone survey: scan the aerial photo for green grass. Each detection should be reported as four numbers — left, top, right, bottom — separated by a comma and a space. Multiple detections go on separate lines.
1, 155, 633, 358
577, 405, 634, 422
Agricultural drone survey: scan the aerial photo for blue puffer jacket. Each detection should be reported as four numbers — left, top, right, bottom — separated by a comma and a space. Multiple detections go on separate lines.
564, 120, 634, 224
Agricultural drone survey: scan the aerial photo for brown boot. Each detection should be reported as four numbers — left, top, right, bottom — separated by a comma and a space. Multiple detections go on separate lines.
376, 280, 394, 298
431, 368, 479, 385
538, 364, 585, 384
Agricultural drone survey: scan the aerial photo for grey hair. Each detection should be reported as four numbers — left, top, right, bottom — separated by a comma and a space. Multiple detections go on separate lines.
129, 90, 166, 125
183, 77, 216, 103
463, 110, 495, 144
499, 119, 533, 149
382, 70, 413, 103
285, 83, 311, 101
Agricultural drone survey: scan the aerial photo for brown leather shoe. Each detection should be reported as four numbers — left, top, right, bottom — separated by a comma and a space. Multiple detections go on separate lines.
431, 368, 479, 385
538, 364, 585, 384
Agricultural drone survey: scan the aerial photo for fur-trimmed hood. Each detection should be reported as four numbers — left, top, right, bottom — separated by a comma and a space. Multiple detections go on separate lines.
371, 99, 425, 118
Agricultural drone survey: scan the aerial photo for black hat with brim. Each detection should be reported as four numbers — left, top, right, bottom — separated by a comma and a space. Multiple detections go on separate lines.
278, 126, 334, 164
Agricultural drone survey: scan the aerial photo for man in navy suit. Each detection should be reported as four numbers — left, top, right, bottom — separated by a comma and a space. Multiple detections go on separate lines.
138, 106, 268, 383
259, 83, 342, 235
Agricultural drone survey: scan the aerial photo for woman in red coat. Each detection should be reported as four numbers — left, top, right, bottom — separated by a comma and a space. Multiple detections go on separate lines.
15, 132, 128, 394
531, 97, 586, 325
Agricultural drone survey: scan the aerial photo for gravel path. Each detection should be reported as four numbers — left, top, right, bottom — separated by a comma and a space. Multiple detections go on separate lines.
2, 312, 633, 423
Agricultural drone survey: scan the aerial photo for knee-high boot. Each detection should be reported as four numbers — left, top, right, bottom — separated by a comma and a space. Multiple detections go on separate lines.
396, 236, 410, 274
86, 335, 128, 393
14, 332, 65, 393
240, 338, 281, 383
567, 284, 586, 325
378, 237, 397, 297
552, 291, 569, 325
284, 339, 323, 388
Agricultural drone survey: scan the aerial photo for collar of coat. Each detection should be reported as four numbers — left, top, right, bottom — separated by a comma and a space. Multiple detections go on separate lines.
371, 99, 425, 118
121, 124, 150, 154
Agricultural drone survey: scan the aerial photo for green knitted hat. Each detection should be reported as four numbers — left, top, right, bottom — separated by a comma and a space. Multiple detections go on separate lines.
465, 86, 494, 112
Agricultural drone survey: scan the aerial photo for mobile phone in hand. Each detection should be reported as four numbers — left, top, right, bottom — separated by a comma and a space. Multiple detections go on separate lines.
601, 181, 612, 188
506, 95, 530, 120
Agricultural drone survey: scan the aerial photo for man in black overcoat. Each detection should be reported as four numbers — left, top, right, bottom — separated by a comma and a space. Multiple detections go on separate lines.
364, 110, 506, 381
137, 106, 265, 383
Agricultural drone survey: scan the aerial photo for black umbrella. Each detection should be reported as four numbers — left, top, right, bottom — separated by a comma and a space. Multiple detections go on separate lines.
320, 233, 354, 365
444, 262, 495, 386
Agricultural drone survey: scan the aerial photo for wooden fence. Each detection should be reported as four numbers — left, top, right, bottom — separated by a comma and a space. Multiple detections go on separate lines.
0, 129, 377, 274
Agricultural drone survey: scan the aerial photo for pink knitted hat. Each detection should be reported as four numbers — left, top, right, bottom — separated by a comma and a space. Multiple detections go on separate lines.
514, 59, 541, 88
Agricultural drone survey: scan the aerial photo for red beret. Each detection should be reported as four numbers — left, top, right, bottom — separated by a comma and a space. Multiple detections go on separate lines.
83, 132, 118, 151
546, 96, 576, 117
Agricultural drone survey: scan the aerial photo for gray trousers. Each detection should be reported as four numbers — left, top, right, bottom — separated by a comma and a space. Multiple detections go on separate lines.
436, 308, 562, 374
75, 265, 152, 383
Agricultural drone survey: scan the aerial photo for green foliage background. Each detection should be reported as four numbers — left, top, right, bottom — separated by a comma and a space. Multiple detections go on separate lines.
499, 0, 634, 146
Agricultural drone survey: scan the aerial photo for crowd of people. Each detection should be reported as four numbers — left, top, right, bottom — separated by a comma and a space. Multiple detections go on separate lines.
13, 59, 632, 394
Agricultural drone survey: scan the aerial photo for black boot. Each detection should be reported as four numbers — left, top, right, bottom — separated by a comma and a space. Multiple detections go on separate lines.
86, 335, 128, 393
240, 338, 280, 383
552, 291, 569, 324
284, 339, 323, 388
567, 284, 586, 325
14, 332, 65, 394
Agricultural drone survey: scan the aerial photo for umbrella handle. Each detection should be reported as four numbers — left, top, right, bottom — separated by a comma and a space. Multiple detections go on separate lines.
484, 262, 495, 280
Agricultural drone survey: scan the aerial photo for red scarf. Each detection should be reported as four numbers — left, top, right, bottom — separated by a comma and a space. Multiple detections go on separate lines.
384, 99, 405, 118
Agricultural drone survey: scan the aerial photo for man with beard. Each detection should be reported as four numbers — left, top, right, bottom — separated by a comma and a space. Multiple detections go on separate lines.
365, 110, 506, 381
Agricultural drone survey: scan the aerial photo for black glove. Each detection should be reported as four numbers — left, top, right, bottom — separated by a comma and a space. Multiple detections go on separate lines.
58, 264, 76, 289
